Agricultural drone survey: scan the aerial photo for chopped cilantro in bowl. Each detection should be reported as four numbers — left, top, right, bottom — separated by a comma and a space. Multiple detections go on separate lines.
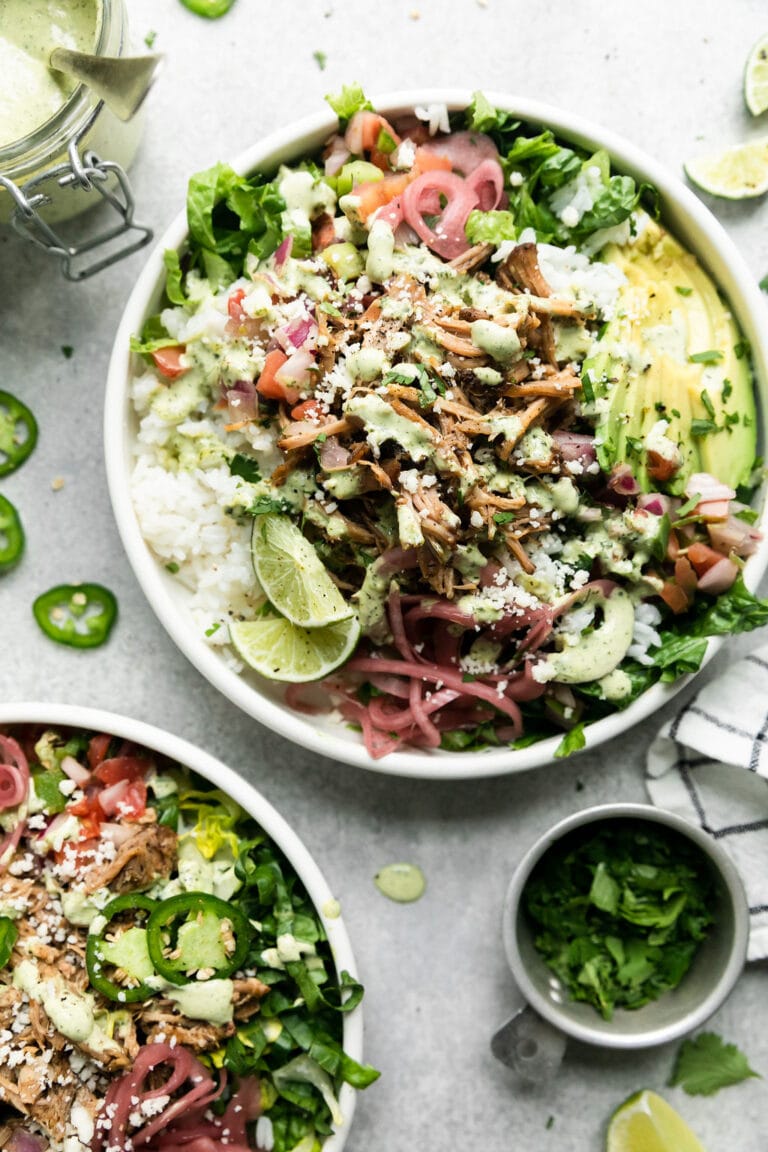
502, 803, 749, 1048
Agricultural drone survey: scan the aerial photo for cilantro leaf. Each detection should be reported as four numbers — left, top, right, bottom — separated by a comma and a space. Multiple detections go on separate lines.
524, 821, 716, 1019
669, 1032, 760, 1096
554, 722, 586, 759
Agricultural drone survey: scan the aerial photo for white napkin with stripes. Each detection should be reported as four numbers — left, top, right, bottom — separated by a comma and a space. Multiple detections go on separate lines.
646, 646, 768, 960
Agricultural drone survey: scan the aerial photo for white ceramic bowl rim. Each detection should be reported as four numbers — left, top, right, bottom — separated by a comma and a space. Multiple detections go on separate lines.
0, 702, 362, 1150
501, 802, 750, 1048
104, 88, 768, 780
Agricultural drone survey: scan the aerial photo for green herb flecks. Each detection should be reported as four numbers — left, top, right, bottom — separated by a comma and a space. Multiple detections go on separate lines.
313, 50, 327, 71
523, 820, 716, 1019
669, 1032, 760, 1096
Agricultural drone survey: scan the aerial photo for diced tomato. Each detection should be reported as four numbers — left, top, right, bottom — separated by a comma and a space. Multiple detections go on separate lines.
93, 756, 148, 787
68, 792, 103, 820
115, 779, 148, 820
256, 349, 294, 403
87, 733, 112, 771
659, 581, 690, 614
228, 287, 247, 321
666, 529, 680, 562
346, 111, 401, 156
647, 450, 679, 484
152, 346, 188, 380
68, 791, 105, 838
695, 499, 730, 522
674, 555, 698, 596
413, 148, 453, 174
55, 836, 101, 865
290, 398, 322, 422
687, 541, 727, 577
311, 214, 337, 253
355, 172, 412, 220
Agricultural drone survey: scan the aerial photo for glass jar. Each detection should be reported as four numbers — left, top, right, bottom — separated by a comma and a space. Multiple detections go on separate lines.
0, 0, 152, 279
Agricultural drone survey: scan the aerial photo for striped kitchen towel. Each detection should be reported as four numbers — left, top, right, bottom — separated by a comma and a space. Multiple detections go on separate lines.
646, 646, 768, 960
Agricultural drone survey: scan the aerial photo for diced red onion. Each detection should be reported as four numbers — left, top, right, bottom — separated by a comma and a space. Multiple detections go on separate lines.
637, 492, 671, 517
99, 822, 136, 847
708, 515, 762, 557
60, 754, 91, 786
319, 435, 350, 471
97, 778, 130, 816
225, 380, 258, 423
324, 135, 351, 177
551, 430, 596, 464
275, 347, 314, 387
607, 463, 640, 496
696, 556, 739, 594
280, 314, 317, 350
272, 235, 293, 269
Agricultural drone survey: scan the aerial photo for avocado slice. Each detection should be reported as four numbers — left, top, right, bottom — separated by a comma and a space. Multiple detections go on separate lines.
583, 218, 755, 492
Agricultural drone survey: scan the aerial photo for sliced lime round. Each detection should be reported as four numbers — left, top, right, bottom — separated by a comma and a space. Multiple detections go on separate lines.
606, 1090, 707, 1152
745, 33, 768, 116
251, 515, 353, 628
229, 614, 360, 682
684, 137, 768, 199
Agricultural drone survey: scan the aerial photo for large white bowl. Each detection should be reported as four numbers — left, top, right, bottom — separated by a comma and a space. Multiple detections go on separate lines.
104, 89, 768, 780
0, 702, 363, 1151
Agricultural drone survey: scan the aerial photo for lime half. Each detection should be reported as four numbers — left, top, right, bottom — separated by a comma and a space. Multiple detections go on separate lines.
251, 514, 353, 628
606, 1090, 707, 1152
684, 137, 768, 198
230, 614, 360, 682
745, 33, 768, 116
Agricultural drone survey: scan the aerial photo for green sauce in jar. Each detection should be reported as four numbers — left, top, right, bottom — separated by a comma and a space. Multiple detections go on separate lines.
0, 0, 101, 149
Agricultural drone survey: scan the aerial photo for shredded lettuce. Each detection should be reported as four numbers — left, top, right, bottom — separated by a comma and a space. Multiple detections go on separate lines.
464, 208, 517, 246
324, 82, 373, 126
177, 787, 242, 859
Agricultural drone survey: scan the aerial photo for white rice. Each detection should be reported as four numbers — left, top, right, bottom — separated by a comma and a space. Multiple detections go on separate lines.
130, 377, 262, 661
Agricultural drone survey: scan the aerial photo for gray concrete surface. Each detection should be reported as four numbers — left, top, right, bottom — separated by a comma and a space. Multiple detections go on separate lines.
2, 1, 768, 1147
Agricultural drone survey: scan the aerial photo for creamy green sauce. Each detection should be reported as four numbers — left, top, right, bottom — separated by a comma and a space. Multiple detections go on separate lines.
374, 862, 426, 903
0, 0, 101, 149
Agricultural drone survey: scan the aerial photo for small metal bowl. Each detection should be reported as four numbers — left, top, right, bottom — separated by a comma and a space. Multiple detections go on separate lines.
502, 803, 749, 1049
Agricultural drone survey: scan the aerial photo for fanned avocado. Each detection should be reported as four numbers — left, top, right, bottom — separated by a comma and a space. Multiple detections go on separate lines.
582, 217, 755, 492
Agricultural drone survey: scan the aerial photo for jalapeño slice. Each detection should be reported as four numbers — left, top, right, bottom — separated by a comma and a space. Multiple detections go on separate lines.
0, 391, 38, 476
86, 894, 157, 1003
146, 892, 251, 985
0, 495, 24, 573
33, 583, 118, 647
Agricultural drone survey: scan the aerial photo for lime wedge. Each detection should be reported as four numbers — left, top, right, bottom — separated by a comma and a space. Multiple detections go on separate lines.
745, 33, 768, 116
251, 514, 353, 628
684, 137, 768, 199
606, 1090, 707, 1152
229, 614, 360, 682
